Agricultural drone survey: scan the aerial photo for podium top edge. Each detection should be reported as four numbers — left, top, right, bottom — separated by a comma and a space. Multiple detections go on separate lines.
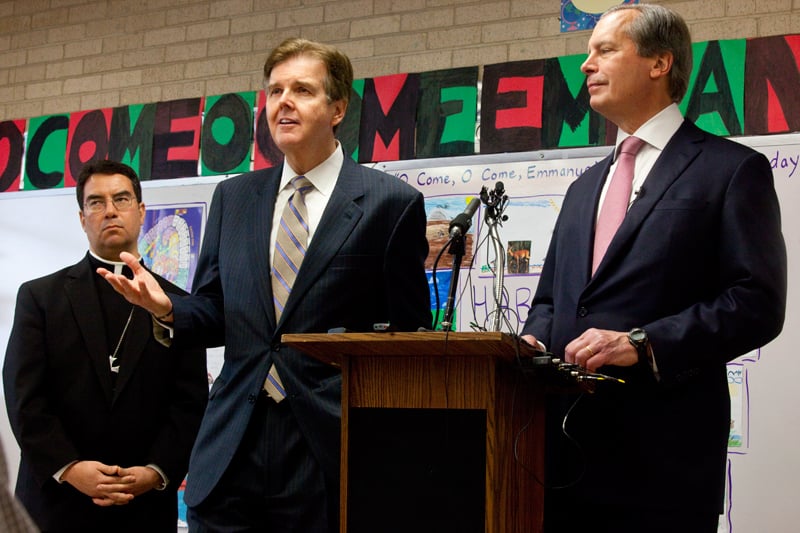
281, 331, 541, 361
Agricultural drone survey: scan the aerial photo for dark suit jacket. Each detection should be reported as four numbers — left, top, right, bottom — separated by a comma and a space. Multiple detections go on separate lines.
173, 157, 431, 508
3, 254, 208, 532
522, 120, 786, 513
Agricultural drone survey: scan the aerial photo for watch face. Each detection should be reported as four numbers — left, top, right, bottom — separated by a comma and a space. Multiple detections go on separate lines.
630, 328, 647, 345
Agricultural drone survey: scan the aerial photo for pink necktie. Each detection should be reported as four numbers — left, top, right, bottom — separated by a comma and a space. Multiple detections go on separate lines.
592, 136, 645, 274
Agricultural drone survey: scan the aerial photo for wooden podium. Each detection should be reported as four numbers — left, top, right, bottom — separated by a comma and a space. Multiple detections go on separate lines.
282, 331, 546, 533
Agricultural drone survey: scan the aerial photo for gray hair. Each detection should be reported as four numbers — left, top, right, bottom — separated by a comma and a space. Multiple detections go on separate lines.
602, 4, 693, 103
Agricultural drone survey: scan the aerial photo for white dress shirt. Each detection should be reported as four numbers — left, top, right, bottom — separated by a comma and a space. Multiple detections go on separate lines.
597, 103, 684, 217
269, 143, 344, 267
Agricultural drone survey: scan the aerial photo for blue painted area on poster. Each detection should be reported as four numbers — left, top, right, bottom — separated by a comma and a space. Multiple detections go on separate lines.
139, 203, 205, 291
560, 0, 639, 33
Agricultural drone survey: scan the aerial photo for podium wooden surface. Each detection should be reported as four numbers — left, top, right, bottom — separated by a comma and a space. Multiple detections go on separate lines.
282, 331, 546, 533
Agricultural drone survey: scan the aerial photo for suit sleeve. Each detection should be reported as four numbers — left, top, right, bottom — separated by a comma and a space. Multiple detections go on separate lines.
142, 288, 208, 486
172, 183, 226, 348
520, 255, 556, 347
383, 190, 432, 331
646, 151, 786, 381
3, 283, 81, 484
520, 194, 566, 347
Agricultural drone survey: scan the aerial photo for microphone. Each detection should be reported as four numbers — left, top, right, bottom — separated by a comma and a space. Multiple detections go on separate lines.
448, 197, 481, 238
492, 180, 505, 196
482, 181, 508, 221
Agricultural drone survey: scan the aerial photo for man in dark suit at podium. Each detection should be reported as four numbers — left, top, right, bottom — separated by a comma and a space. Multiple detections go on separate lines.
521, 5, 786, 533
100, 38, 431, 532
3, 159, 208, 532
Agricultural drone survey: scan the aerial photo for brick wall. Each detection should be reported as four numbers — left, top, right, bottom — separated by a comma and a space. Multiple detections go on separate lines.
0, 0, 799, 122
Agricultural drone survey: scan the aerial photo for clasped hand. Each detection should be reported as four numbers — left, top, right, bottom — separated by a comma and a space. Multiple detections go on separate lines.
61, 460, 162, 507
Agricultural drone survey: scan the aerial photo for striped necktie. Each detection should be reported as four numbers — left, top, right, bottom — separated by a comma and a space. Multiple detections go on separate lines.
265, 175, 313, 402
592, 136, 645, 274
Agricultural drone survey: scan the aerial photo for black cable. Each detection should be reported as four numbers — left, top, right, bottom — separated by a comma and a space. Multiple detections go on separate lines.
431, 234, 454, 331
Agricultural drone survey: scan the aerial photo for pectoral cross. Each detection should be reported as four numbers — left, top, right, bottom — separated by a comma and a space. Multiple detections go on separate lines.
109, 354, 120, 373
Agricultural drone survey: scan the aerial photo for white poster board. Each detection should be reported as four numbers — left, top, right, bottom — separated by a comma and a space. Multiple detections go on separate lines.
1, 133, 798, 532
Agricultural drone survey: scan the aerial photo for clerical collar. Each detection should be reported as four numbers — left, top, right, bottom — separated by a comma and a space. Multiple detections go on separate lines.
88, 250, 142, 276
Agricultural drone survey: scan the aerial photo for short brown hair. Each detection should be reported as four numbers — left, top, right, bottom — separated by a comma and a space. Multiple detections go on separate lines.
263, 37, 354, 107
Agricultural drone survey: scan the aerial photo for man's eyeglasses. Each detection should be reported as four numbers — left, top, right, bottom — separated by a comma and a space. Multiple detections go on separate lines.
84, 195, 137, 214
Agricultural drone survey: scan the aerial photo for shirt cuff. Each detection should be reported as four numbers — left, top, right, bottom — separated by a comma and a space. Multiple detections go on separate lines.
152, 316, 174, 347
146, 464, 169, 490
54, 460, 78, 483
647, 345, 661, 382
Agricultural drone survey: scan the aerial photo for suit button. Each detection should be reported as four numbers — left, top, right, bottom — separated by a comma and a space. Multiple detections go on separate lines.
247, 393, 257, 404
272, 343, 281, 352
578, 307, 588, 317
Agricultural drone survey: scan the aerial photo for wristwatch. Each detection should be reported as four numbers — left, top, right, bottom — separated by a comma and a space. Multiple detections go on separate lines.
627, 327, 649, 364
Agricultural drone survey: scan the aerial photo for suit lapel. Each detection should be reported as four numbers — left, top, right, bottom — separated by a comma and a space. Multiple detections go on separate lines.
251, 168, 282, 328
580, 156, 613, 280
65, 258, 115, 403
589, 120, 703, 282
277, 159, 365, 325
